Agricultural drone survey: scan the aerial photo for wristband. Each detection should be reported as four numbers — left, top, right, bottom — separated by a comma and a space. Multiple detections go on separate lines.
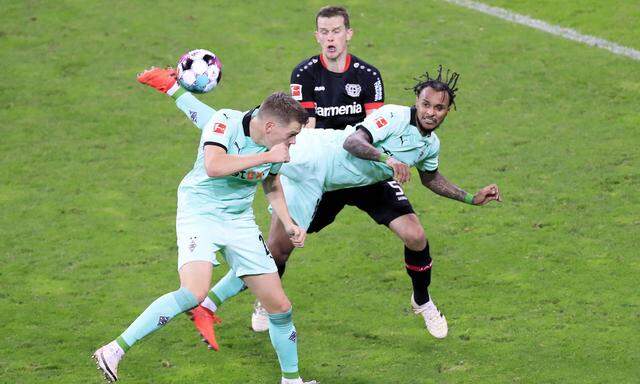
379, 153, 390, 163
464, 193, 475, 205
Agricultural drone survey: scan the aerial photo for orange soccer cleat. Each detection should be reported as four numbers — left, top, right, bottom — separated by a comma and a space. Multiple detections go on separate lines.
189, 305, 222, 351
137, 67, 178, 94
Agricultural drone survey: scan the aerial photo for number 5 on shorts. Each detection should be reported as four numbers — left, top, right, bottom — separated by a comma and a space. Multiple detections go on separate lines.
387, 180, 408, 201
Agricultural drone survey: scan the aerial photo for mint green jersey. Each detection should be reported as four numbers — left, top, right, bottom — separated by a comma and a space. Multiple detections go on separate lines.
177, 108, 280, 219
277, 104, 441, 230
323, 104, 440, 191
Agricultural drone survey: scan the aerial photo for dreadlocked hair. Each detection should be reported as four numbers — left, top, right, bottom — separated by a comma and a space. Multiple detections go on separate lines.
411, 65, 460, 109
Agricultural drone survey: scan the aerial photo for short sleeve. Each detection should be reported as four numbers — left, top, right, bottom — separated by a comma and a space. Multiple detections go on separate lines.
290, 66, 316, 117
361, 70, 385, 112
202, 111, 236, 152
357, 105, 401, 144
416, 138, 440, 172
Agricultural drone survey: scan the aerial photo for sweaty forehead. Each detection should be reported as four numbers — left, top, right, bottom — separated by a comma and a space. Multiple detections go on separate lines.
420, 87, 450, 106
317, 16, 345, 30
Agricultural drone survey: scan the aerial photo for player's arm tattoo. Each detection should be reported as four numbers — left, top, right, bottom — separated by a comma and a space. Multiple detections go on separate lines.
419, 170, 469, 202
343, 129, 381, 161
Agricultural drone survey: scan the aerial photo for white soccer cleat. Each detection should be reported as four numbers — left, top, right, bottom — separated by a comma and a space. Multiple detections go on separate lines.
411, 294, 448, 339
251, 300, 270, 332
92, 340, 125, 382
281, 377, 318, 384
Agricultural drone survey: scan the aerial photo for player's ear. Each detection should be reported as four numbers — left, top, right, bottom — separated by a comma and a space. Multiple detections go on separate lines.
346, 28, 353, 42
314, 30, 321, 43
264, 120, 275, 134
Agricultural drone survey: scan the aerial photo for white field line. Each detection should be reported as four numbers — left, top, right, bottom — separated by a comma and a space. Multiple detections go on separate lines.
444, 0, 640, 61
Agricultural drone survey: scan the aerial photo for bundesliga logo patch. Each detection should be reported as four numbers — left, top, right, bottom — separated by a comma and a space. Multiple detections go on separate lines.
213, 122, 227, 134
375, 117, 388, 128
290, 84, 302, 100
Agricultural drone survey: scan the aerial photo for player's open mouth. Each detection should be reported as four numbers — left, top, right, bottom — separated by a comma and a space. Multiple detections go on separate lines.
327, 45, 336, 53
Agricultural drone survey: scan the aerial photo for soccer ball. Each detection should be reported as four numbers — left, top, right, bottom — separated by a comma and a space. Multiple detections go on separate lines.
177, 49, 222, 93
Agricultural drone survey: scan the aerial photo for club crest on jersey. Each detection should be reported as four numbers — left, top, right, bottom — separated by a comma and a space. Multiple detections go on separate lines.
290, 84, 302, 100
213, 122, 227, 134
345, 83, 362, 97
375, 117, 388, 128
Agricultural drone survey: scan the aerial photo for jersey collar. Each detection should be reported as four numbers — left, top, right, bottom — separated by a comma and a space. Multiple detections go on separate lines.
319, 53, 352, 73
242, 106, 260, 137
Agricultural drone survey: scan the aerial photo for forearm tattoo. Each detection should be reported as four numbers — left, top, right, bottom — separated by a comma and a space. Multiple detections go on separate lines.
343, 129, 381, 161
420, 171, 468, 202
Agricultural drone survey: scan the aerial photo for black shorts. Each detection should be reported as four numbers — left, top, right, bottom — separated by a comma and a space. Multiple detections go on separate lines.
307, 179, 415, 233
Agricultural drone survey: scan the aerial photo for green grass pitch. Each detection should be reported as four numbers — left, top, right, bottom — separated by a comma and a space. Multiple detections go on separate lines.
1, 1, 639, 383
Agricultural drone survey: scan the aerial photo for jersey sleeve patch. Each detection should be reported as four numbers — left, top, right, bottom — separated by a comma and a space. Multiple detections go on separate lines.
202, 111, 235, 150
359, 105, 402, 144
290, 84, 302, 100
213, 122, 227, 134
375, 116, 388, 128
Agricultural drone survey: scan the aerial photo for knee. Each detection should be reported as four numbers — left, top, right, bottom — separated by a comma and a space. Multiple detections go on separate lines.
402, 226, 427, 251
181, 284, 209, 304
268, 297, 292, 314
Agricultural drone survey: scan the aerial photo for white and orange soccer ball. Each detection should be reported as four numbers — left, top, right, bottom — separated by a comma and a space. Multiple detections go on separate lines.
177, 49, 222, 93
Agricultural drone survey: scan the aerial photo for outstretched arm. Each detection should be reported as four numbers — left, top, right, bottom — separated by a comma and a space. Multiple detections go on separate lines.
343, 129, 411, 183
174, 92, 217, 130
419, 170, 501, 205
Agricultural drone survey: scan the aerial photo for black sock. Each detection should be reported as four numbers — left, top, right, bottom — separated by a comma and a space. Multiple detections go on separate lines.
277, 262, 286, 278
404, 244, 432, 306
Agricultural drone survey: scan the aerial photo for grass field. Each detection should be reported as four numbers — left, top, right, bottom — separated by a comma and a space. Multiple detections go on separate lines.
1, 1, 639, 383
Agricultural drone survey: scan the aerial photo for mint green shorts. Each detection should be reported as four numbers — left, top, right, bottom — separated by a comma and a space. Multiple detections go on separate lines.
176, 213, 277, 277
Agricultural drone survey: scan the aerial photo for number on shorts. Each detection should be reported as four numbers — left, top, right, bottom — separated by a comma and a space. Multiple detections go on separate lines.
387, 180, 408, 201
258, 234, 271, 256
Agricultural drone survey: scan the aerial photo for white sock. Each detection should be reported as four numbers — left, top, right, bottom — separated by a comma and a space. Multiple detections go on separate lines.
201, 296, 218, 313
281, 377, 302, 384
166, 82, 181, 96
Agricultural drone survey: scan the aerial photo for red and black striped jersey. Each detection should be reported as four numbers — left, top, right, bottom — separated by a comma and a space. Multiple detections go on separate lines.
290, 54, 384, 130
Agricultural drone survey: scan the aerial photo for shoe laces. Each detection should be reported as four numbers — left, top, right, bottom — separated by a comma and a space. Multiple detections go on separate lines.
414, 301, 442, 321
